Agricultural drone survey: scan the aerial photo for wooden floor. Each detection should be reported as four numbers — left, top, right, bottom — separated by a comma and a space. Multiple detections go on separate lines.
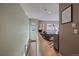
38, 33, 61, 56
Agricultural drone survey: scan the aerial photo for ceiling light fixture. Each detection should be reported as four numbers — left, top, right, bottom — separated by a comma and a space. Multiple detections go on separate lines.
44, 9, 47, 11
44, 8, 51, 14
48, 11, 51, 14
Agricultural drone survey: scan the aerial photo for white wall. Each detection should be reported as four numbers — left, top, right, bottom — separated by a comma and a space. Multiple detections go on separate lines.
29, 19, 38, 41
0, 4, 29, 56
29, 19, 40, 56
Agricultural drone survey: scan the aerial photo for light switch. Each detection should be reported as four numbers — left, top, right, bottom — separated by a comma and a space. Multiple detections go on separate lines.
74, 29, 78, 34
72, 23, 76, 28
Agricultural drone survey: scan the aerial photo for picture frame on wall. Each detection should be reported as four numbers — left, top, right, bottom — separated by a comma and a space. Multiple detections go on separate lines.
61, 4, 73, 24
31, 23, 36, 31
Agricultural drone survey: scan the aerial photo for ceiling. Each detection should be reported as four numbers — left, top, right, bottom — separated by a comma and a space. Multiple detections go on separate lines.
20, 3, 59, 21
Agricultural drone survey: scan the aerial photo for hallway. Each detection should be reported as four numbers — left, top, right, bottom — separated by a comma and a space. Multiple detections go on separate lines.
0, 3, 79, 56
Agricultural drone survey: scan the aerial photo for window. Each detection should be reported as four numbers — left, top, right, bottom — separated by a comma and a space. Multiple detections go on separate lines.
46, 24, 59, 34
47, 24, 53, 30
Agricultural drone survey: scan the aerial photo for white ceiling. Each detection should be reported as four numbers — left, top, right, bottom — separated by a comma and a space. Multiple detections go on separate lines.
20, 3, 59, 21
